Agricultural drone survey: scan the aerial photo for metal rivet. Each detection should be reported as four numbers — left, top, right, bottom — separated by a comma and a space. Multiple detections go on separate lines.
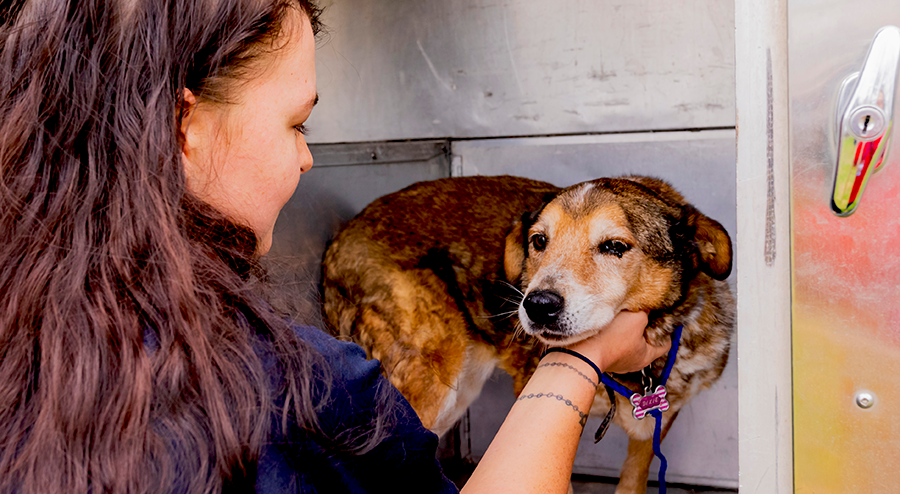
856, 391, 875, 409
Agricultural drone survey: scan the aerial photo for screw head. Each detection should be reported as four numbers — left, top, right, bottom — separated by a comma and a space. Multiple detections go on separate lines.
856, 391, 875, 409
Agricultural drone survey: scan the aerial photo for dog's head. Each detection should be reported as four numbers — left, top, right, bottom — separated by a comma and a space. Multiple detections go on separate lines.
504, 176, 731, 345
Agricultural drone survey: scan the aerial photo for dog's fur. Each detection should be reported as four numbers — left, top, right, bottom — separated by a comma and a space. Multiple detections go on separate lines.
322, 175, 734, 493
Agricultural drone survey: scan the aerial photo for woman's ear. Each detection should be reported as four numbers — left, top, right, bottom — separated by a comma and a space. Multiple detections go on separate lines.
179, 88, 200, 170
179, 88, 219, 191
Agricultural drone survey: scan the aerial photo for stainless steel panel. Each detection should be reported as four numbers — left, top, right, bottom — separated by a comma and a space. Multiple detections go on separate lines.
308, 0, 735, 143
267, 141, 450, 305
455, 130, 738, 488
789, 1, 900, 491
453, 130, 736, 237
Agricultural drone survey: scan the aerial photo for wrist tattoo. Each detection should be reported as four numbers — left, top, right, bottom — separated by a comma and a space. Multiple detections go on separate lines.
516, 391, 588, 427
537, 361, 599, 388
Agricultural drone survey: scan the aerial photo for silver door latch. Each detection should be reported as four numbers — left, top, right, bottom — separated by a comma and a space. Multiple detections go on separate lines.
832, 26, 900, 216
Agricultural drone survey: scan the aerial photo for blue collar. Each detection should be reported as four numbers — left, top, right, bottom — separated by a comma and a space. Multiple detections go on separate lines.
598, 324, 683, 494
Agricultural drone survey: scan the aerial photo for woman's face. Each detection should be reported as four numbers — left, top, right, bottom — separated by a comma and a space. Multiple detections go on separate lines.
181, 9, 317, 254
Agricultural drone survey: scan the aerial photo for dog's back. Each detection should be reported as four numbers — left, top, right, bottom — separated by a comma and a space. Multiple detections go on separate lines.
322, 176, 557, 433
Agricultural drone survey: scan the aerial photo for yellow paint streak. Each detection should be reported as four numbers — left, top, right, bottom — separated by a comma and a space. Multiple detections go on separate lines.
793, 310, 900, 493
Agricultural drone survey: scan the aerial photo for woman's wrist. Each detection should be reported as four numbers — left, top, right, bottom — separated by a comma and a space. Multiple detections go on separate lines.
536, 348, 604, 401
521, 350, 604, 429
540, 347, 603, 386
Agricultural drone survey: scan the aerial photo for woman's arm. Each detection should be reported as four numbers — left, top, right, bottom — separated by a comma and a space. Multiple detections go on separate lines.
461, 311, 669, 494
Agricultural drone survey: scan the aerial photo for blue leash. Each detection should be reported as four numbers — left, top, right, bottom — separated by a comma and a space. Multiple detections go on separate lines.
598, 325, 683, 494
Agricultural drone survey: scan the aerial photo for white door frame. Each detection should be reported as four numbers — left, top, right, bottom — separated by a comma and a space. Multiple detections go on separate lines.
735, 1, 793, 492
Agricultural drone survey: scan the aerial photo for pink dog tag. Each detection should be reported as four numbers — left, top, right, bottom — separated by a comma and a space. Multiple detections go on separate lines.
630, 385, 670, 419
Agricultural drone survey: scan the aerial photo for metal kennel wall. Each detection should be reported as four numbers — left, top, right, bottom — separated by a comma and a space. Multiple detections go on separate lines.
269, 0, 741, 488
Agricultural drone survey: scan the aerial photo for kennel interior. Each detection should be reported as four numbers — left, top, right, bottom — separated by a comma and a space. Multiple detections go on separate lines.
268, 0, 739, 489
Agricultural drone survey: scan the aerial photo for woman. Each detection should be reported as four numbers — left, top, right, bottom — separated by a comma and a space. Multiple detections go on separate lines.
0, 1, 668, 493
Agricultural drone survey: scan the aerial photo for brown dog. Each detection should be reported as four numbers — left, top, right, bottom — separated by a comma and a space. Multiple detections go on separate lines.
322, 175, 734, 493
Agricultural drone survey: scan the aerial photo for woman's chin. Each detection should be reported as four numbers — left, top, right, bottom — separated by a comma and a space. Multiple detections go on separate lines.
255, 231, 273, 256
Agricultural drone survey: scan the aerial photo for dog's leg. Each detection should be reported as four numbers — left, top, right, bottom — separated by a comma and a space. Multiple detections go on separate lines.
357, 300, 469, 435
328, 262, 497, 436
614, 410, 679, 494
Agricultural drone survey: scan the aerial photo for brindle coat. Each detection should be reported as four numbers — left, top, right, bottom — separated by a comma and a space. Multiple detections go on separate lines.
322, 175, 734, 494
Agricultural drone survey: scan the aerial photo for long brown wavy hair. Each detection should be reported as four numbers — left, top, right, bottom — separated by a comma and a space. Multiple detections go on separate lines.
0, 1, 352, 492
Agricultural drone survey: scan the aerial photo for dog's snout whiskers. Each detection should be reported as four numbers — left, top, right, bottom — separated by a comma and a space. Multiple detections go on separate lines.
497, 279, 525, 296
508, 320, 528, 346
478, 309, 519, 321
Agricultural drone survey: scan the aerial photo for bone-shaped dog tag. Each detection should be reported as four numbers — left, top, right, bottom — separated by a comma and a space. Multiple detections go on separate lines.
630, 385, 670, 420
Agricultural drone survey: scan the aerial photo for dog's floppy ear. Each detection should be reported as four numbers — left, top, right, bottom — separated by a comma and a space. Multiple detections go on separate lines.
686, 207, 733, 281
504, 216, 527, 284
505, 194, 556, 284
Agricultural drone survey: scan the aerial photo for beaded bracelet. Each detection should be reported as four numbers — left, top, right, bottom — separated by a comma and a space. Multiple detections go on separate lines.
540, 347, 603, 384
516, 391, 589, 427
536, 361, 598, 388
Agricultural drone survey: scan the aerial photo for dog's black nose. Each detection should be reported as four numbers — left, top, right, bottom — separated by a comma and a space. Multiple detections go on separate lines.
523, 290, 564, 325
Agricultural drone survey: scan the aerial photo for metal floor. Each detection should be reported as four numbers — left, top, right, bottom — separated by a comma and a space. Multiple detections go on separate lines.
440, 457, 736, 493
570, 475, 737, 494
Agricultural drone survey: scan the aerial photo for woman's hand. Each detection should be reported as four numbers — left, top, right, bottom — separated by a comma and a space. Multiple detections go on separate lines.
464, 310, 671, 493
564, 311, 671, 374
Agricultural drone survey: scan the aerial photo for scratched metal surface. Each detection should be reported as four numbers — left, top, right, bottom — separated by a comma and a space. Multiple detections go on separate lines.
266, 141, 450, 307
307, 0, 734, 143
789, 1, 900, 492
458, 131, 738, 488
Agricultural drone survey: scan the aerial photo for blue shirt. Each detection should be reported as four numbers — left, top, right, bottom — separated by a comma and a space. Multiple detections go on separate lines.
253, 324, 460, 493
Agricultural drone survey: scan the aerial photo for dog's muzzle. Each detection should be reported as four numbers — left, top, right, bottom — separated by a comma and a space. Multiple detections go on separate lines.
522, 290, 564, 326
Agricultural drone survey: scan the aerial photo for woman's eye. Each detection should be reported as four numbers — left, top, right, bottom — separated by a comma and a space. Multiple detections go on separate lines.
293, 124, 310, 135
598, 240, 631, 258
530, 233, 548, 252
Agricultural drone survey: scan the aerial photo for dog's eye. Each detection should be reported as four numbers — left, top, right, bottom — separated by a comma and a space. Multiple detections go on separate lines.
599, 240, 631, 258
530, 233, 548, 252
